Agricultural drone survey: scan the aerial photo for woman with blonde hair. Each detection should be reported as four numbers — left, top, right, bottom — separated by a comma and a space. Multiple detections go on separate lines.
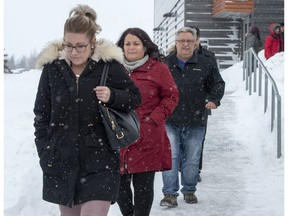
33, 4, 141, 216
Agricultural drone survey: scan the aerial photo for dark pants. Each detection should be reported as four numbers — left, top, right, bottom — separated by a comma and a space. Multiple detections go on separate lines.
117, 172, 155, 216
199, 123, 208, 173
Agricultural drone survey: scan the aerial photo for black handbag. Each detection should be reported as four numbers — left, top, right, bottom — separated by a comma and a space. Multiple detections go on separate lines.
98, 63, 140, 151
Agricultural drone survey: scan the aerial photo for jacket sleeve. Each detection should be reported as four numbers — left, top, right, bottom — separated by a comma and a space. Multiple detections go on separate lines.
33, 66, 51, 156
264, 36, 273, 59
149, 64, 179, 126
206, 59, 225, 106
106, 61, 142, 111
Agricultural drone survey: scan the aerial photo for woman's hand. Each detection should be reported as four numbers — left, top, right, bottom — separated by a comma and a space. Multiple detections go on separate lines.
205, 101, 217, 109
94, 86, 111, 103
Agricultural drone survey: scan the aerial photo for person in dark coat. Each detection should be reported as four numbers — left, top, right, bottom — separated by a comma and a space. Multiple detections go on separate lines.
264, 23, 284, 59
160, 27, 225, 207
116, 28, 179, 216
245, 25, 263, 72
33, 4, 141, 216
279, 22, 284, 48
167, 26, 218, 183
166, 27, 218, 183
189, 26, 218, 183
245, 25, 263, 54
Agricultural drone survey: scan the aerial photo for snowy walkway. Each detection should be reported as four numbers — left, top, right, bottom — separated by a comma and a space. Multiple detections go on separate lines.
4, 60, 284, 215
152, 94, 246, 216
110, 92, 284, 215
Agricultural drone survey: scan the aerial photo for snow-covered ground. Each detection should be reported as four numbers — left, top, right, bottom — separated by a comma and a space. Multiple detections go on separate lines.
4, 50, 284, 215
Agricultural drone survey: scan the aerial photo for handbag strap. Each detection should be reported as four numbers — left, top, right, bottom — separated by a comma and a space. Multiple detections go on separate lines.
100, 63, 110, 86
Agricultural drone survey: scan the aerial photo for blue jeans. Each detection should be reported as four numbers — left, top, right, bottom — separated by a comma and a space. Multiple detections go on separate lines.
162, 124, 206, 196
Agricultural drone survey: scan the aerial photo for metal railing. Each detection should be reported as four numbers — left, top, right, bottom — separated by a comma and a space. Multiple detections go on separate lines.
243, 48, 282, 158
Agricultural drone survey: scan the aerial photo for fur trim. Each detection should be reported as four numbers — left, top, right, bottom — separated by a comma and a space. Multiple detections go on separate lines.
35, 38, 124, 69
35, 39, 63, 69
91, 39, 124, 64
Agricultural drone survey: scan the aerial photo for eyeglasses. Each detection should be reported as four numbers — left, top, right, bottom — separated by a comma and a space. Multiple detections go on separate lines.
176, 40, 195, 45
62, 41, 91, 53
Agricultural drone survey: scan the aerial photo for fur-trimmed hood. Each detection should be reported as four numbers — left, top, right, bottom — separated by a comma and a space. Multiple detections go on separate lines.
36, 38, 124, 69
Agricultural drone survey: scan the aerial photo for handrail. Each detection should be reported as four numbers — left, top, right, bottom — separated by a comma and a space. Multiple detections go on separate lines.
243, 48, 282, 158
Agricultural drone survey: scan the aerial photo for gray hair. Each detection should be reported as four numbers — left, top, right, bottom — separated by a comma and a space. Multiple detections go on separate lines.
175, 27, 197, 39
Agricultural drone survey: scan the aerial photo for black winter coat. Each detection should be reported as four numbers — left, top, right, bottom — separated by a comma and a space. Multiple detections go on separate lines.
33, 39, 141, 206
166, 52, 225, 126
198, 44, 216, 59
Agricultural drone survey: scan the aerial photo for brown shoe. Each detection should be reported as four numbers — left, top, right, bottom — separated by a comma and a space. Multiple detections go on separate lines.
184, 193, 198, 204
160, 194, 178, 207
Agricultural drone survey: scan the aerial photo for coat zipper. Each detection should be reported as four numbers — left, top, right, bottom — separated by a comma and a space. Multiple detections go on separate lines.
72, 58, 91, 95
75, 75, 80, 96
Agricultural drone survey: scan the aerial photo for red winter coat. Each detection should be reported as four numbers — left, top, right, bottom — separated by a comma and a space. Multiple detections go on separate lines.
120, 57, 179, 174
264, 23, 284, 59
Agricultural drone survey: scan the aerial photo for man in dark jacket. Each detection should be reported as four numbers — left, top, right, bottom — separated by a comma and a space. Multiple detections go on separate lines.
160, 27, 225, 207
190, 26, 218, 183
176, 26, 218, 182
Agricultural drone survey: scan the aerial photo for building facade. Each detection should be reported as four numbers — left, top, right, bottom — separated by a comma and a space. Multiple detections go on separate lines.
153, 0, 284, 70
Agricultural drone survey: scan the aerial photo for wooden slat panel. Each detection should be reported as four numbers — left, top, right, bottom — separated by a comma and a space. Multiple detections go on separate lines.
212, 0, 254, 17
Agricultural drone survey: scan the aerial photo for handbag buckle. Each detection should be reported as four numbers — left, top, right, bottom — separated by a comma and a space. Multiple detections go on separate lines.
116, 132, 124, 139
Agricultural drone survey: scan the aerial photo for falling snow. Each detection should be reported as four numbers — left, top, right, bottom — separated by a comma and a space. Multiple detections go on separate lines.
4, 50, 284, 215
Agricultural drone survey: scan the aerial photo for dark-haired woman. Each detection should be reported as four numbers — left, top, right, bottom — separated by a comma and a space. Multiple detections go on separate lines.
245, 25, 263, 54
245, 25, 263, 71
116, 28, 179, 216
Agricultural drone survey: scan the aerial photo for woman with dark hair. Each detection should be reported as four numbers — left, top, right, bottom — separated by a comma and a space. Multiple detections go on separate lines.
116, 28, 179, 216
33, 5, 141, 216
245, 25, 263, 72
245, 25, 263, 54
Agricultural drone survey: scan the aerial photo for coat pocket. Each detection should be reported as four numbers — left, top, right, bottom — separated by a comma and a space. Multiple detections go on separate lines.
136, 121, 163, 150
39, 142, 60, 176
